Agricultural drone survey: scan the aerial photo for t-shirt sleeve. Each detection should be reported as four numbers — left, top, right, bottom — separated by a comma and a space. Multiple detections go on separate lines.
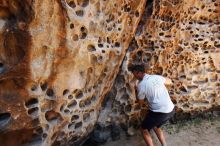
155, 75, 166, 84
137, 83, 145, 100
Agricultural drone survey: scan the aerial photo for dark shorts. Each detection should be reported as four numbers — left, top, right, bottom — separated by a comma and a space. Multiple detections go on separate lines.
141, 109, 175, 131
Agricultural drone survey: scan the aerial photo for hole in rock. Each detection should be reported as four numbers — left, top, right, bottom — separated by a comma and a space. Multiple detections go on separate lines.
78, 0, 89, 7
0, 113, 11, 128
64, 109, 70, 114
180, 86, 187, 92
25, 98, 38, 108
107, 27, 112, 31
179, 75, 186, 79
98, 43, 103, 48
67, 100, 77, 109
68, 95, 73, 99
159, 32, 164, 36
0, 62, 5, 73
83, 113, 90, 122
76, 10, 84, 17
68, 123, 75, 130
115, 42, 120, 47
75, 90, 83, 99
87, 45, 96, 52
31, 85, 38, 91
75, 122, 82, 129
88, 67, 93, 74
71, 115, 79, 121
79, 101, 85, 108
72, 34, 79, 41
124, 4, 131, 12
80, 32, 87, 39
67, 0, 76, 9
46, 88, 54, 97
63, 89, 69, 96
91, 95, 97, 101
60, 104, 65, 112
40, 82, 48, 91
35, 126, 43, 135
80, 26, 86, 32
70, 23, 74, 29
201, 5, 205, 9
121, 93, 129, 101
90, 54, 97, 64
42, 133, 47, 139
85, 99, 91, 106
0, 63, 3, 67
45, 110, 62, 124
135, 11, 139, 17
125, 105, 132, 113
28, 107, 39, 117
32, 118, 40, 127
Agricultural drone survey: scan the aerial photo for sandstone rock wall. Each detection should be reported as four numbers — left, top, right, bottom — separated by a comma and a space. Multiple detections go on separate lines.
101, 0, 220, 129
0, 0, 145, 145
0, 0, 219, 146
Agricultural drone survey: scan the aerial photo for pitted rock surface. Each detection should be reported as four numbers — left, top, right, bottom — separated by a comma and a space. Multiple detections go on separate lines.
0, 0, 219, 146
99, 0, 220, 131
0, 0, 145, 145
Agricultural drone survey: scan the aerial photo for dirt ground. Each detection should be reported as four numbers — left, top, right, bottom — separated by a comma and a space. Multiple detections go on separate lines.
102, 116, 220, 146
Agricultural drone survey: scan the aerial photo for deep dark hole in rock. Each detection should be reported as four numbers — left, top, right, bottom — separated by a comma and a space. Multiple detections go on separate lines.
46, 88, 55, 97
68, 94, 73, 99
0, 62, 3, 67
0, 113, 11, 129
70, 23, 74, 29
67, 1, 76, 9
25, 98, 38, 108
75, 122, 82, 129
76, 10, 84, 17
87, 44, 96, 52
0, 62, 5, 73
27, 107, 39, 117
75, 90, 83, 99
40, 82, 48, 91
45, 110, 62, 123
67, 100, 77, 109
71, 115, 79, 121
63, 89, 69, 96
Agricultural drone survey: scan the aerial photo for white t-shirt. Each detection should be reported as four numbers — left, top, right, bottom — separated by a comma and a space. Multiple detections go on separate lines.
137, 74, 174, 113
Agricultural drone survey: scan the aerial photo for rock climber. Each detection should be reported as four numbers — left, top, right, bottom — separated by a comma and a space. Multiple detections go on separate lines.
128, 64, 175, 146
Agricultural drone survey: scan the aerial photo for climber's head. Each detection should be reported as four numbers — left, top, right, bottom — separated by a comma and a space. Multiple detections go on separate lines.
128, 65, 145, 81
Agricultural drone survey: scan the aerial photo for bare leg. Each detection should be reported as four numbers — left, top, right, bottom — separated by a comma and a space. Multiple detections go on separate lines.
141, 128, 154, 146
153, 127, 167, 146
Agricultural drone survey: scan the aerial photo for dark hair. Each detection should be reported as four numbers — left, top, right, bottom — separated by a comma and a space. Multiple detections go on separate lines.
128, 64, 145, 73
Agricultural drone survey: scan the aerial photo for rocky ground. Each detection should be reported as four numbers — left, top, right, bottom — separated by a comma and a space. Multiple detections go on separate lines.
102, 115, 220, 146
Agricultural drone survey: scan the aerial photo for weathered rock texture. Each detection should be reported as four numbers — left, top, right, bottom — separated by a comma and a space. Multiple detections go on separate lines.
0, 0, 219, 145
100, 0, 220, 130
0, 0, 145, 145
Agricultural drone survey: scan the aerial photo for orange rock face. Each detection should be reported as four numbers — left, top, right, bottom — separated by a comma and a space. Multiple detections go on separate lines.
0, 0, 219, 145
103, 0, 220, 128
0, 0, 145, 145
